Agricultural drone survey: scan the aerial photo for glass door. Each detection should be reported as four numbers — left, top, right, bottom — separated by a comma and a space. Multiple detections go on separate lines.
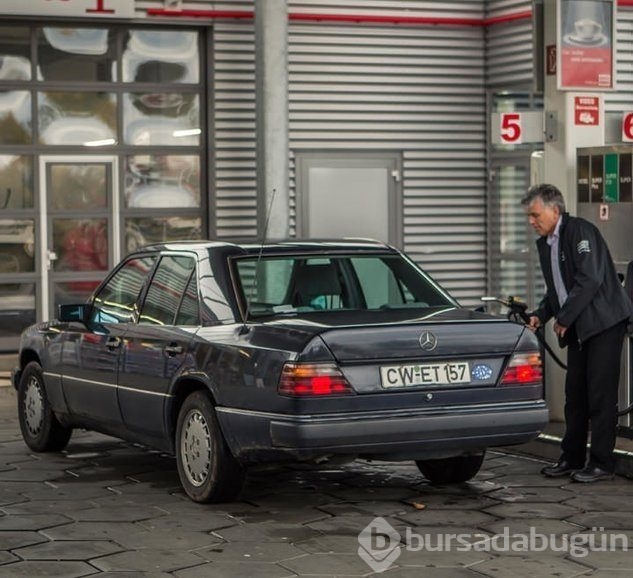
39, 155, 120, 320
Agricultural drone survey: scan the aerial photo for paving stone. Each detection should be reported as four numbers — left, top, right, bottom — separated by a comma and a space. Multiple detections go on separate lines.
91, 548, 208, 573
402, 493, 499, 510
0, 468, 63, 482
281, 551, 377, 575
115, 528, 222, 550
19, 482, 123, 501
0, 550, 19, 564
216, 522, 322, 543
317, 501, 412, 518
396, 508, 497, 528
14, 539, 123, 560
82, 573, 174, 578
174, 561, 297, 578
1, 499, 97, 515
396, 545, 493, 568
0, 513, 71, 531
296, 533, 370, 554
474, 553, 591, 577
574, 547, 633, 570
307, 514, 404, 538
42, 521, 144, 542
483, 502, 580, 519
227, 506, 330, 525
487, 486, 575, 503
480, 518, 583, 537
0, 560, 96, 577
567, 511, 633, 531
564, 493, 633, 512
0, 530, 48, 549
138, 512, 237, 532
61, 505, 167, 523
494, 473, 576, 487
195, 541, 307, 563
380, 568, 484, 577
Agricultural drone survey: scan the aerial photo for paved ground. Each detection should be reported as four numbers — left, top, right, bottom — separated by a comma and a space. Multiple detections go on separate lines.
0, 386, 632, 577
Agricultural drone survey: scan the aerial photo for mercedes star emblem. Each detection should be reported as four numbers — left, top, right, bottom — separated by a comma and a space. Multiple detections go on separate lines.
419, 331, 438, 351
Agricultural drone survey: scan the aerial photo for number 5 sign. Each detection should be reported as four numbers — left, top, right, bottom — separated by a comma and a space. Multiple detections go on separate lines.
623, 112, 633, 142
490, 112, 544, 145
500, 113, 522, 144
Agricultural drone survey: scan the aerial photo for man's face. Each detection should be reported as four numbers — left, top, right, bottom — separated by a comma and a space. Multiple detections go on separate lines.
525, 197, 560, 237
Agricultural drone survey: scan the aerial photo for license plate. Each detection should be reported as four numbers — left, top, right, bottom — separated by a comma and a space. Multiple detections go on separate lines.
380, 362, 470, 388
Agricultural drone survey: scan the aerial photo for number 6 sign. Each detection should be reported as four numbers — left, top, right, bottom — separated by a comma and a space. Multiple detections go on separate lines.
623, 112, 633, 142
500, 113, 522, 144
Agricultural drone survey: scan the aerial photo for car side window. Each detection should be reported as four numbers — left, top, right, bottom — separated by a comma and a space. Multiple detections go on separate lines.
90, 255, 156, 324
139, 254, 197, 325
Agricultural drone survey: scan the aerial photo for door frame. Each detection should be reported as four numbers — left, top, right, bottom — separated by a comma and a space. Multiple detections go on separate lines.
38, 154, 120, 320
295, 151, 402, 247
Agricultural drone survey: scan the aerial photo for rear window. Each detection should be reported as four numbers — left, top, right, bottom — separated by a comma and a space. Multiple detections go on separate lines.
234, 254, 455, 318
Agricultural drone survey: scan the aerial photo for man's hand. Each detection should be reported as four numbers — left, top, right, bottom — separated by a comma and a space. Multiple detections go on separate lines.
527, 315, 541, 331
553, 320, 567, 337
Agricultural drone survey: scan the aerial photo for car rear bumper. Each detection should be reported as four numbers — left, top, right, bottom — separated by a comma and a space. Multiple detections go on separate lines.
216, 401, 549, 462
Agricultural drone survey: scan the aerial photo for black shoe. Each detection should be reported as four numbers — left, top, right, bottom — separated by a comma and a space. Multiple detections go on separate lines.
570, 465, 614, 483
541, 460, 581, 477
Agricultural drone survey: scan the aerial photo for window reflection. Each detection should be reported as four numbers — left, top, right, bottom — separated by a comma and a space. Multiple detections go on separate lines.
0, 91, 31, 145
38, 91, 117, 145
125, 155, 200, 208
125, 217, 201, 253
122, 30, 199, 83
0, 156, 33, 208
0, 219, 35, 273
123, 92, 199, 145
0, 283, 36, 351
53, 218, 108, 273
0, 27, 31, 81
49, 164, 107, 210
38, 28, 116, 82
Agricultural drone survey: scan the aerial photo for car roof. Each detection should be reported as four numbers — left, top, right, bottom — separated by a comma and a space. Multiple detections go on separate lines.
137, 238, 398, 256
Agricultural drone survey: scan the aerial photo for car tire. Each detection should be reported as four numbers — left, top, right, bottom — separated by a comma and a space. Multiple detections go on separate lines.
415, 451, 485, 484
176, 390, 245, 503
17, 361, 72, 452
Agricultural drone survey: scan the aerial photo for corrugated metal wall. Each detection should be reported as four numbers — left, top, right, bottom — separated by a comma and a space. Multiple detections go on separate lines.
211, 1, 488, 305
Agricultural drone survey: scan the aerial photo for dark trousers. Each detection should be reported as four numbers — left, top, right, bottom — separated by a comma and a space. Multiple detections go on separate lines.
560, 320, 628, 472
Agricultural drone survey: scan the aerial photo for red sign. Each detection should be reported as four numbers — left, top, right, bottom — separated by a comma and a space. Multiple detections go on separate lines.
558, 0, 614, 90
499, 113, 522, 144
574, 96, 600, 126
623, 112, 633, 142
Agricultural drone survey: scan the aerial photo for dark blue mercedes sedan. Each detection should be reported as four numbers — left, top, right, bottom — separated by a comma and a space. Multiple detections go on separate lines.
13, 239, 548, 502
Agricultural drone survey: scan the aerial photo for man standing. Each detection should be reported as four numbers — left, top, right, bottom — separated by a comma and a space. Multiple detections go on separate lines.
521, 184, 633, 483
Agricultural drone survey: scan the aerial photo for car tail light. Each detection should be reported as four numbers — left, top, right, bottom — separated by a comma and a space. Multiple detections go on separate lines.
499, 352, 543, 386
278, 363, 355, 397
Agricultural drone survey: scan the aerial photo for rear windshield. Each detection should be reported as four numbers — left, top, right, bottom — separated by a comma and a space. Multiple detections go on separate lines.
234, 253, 456, 318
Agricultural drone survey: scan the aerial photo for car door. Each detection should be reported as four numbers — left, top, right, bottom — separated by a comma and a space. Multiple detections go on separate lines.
60, 254, 157, 428
117, 253, 199, 438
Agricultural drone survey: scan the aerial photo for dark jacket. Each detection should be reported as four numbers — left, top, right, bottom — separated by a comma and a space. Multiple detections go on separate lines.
534, 212, 633, 346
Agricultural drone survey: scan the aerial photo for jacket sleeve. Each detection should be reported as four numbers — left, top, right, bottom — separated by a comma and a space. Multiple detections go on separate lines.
534, 293, 554, 324
556, 221, 605, 328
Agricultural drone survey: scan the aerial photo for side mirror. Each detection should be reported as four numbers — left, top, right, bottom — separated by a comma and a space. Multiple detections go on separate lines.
58, 304, 87, 323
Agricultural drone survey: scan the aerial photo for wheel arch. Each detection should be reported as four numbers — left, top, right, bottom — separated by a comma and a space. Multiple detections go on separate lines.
167, 376, 218, 452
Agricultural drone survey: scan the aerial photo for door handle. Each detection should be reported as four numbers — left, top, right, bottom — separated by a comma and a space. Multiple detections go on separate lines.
105, 336, 121, 350
164, 343, 184, 356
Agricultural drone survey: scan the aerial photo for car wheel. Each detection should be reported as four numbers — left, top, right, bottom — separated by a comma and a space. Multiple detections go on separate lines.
415, 451, 485, 484
176, 390, 245, 503
17, 361, 72, 452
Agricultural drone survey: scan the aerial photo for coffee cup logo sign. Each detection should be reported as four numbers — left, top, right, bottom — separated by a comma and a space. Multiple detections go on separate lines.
558, 0, 614, 90
1, 0, 134, 18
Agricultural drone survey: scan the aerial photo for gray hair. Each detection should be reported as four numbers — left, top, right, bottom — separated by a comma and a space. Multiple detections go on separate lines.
520, 184, 566, 213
